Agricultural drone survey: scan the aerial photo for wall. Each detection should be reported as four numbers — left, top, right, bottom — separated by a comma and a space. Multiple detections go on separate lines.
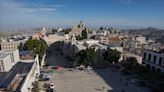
1, 55, 13, 72
20, 55, 40, 92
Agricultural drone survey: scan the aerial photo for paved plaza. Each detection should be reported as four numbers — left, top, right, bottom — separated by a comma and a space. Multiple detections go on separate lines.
43, 47, 150, 92
49, 68, 149, 92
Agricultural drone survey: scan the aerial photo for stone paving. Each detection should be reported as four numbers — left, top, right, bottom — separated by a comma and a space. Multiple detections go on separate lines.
50, 68, 149, 92
43, 48, 150, 92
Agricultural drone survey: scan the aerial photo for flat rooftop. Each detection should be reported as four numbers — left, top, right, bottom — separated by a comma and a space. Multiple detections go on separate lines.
2, 49, 17, 52
19, 50, 35, 60
0, 62, 34, 91
0, 53, 9, 60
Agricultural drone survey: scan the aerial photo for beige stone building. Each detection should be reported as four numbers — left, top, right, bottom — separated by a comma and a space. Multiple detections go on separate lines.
1, 41, 20, 50
32, 27, 46, 40
69, 21, 86, 36
43, 34, 65, 46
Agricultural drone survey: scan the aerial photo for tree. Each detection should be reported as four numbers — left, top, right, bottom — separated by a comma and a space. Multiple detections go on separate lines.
76, 35, 81, 40
63, 28, 71, 34
127, 57, 138, 66
25, 39, 41, 53
31, 81, 39, 92
81, 29, 88, 39
18, 42, 25, 50
24, 39, 48, 65
123, 57, 139, 70
86, 48, 96, 65
103, 48, 121, 64
76, 48, 96, 66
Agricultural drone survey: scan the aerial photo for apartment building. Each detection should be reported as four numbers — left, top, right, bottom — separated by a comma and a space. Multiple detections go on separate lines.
0, 53, 13, 72
142, 49, 164, 72
1, 41, 20, 50
0, 49, 20, 65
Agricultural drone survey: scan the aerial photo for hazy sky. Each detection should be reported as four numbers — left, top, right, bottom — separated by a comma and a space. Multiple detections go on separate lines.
0, 0, 164, 29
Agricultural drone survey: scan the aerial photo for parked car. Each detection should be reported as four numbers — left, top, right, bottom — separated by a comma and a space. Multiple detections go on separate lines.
50, 83, 55, 89
39, 75, 50, 81
87, 66, 93, 70
47, 88, 55, 92
49, 88, 54, 92
52, 66, 62, 70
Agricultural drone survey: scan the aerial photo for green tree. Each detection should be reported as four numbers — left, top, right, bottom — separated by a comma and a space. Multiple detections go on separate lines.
127, 57, 138, 67
103, 48, 121, 64
76, 35, 81, 40
63, 28, 71, 34
31, 81, 39, 92
86, 48, 96, 65
76, 48, 96, 66
24, 39, 48, 65
81, 29, 88, 39
123, 57, 139, 71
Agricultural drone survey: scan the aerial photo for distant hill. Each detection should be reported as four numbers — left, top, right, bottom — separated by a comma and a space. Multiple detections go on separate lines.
127, 27, 164, 43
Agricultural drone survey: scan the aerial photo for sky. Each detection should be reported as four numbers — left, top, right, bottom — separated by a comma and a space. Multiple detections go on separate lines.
0, 0, 164, 29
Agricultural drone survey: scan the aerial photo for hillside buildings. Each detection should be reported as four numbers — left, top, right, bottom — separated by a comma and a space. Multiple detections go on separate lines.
95, 28, 123, 46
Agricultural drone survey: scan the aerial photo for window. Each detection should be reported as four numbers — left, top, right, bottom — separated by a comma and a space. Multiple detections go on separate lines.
153, 55, 156, 64
148, 54, 151, 62
159, 57, 162, 66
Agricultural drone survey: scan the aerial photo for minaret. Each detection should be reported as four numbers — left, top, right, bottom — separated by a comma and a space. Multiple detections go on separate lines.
71, 33, 76, 45
79, 20, 84, 29
42, 27, 46, 36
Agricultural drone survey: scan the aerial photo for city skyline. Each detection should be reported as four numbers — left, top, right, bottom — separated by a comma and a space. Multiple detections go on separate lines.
0, 0, 164, 29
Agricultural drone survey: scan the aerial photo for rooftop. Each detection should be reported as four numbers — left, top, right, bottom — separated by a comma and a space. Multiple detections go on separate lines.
0, 53, 9, 60
19, 50, 35, 60
1, 49, 17, 53
0, 62, 34, 91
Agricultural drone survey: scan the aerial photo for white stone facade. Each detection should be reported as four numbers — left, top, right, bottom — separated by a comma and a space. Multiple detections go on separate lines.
20, 55, 40, 92
0, 53, 13, 72
0, 49, 20, 65
142, 50, 164, 72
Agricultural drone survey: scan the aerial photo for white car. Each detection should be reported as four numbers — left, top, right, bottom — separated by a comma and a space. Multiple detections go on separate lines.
50, 83, 55, 89
87, 66, 93, 70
